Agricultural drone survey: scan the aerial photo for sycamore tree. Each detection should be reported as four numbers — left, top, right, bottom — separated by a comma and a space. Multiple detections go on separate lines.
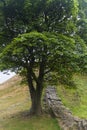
0, 0, 86, 115
0, 31, 79, 114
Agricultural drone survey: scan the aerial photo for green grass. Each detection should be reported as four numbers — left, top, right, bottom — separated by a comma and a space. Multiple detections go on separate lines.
0, 75, 61, 130
1, 115, 60, 130
57, 74, 87, 119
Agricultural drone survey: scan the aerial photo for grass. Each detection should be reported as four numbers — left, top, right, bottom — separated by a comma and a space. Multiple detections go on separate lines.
0, 75, 61, 130
57, 74, 87, 119
1, 115, 60, 130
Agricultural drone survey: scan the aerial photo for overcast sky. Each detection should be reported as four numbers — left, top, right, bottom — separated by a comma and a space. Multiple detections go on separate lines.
0, 71, 15, 84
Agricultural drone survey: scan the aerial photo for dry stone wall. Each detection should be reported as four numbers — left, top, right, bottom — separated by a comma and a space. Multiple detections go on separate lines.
44, 86, 87, 130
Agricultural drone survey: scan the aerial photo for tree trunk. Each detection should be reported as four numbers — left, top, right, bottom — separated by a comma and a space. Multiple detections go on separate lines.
29, 88, 43, 115
26, 55, 45, 115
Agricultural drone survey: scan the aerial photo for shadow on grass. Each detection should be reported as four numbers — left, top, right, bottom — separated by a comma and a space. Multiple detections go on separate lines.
1, 109, 61, 130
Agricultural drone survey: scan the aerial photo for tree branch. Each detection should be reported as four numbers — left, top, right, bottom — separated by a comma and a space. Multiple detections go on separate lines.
44, 68, 52, 75
31, 69, 38, 84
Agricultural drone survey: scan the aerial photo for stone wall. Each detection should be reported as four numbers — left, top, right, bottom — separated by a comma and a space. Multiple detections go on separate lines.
43, 86, 87, 130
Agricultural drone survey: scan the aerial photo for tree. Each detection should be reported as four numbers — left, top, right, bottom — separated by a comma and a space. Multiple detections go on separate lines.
0, 0, 86, 115
77, 0, 87, 43
0, 0, 78, 42
0, 31, 80, 115
75, 0, 87, 73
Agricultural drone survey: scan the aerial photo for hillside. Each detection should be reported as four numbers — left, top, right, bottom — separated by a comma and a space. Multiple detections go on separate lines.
57, 74, 87, 119
1, 73, 86, 130
0, 75, 61, 130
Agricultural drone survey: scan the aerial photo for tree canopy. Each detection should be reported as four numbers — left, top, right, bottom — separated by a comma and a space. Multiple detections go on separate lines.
0, 0, 78, 39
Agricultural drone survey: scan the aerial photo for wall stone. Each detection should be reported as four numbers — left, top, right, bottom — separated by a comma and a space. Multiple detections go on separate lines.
44, 86, 87, 130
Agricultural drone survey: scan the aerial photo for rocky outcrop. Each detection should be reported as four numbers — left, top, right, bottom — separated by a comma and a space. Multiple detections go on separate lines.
44, 86, 87, 130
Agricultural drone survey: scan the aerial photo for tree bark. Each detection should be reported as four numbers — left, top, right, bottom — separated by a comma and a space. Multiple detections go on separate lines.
27, 71, 43, 115
26, 52, 46, 115
29, 88, 42, 115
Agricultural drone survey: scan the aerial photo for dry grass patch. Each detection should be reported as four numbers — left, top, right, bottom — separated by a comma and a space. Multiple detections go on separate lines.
0, 75, 61, 130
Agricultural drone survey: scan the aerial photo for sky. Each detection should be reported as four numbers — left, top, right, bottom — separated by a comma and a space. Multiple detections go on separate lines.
0, 71, 15, 84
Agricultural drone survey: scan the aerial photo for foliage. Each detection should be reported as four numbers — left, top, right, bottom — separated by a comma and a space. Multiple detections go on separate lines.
0, 31, 81, 85
0, 0, 78, 43
77, 0, 87, 43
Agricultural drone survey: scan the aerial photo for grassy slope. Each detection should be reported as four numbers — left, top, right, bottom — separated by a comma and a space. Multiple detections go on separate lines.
57, 74, 87, 119
0, 75, 61, 130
